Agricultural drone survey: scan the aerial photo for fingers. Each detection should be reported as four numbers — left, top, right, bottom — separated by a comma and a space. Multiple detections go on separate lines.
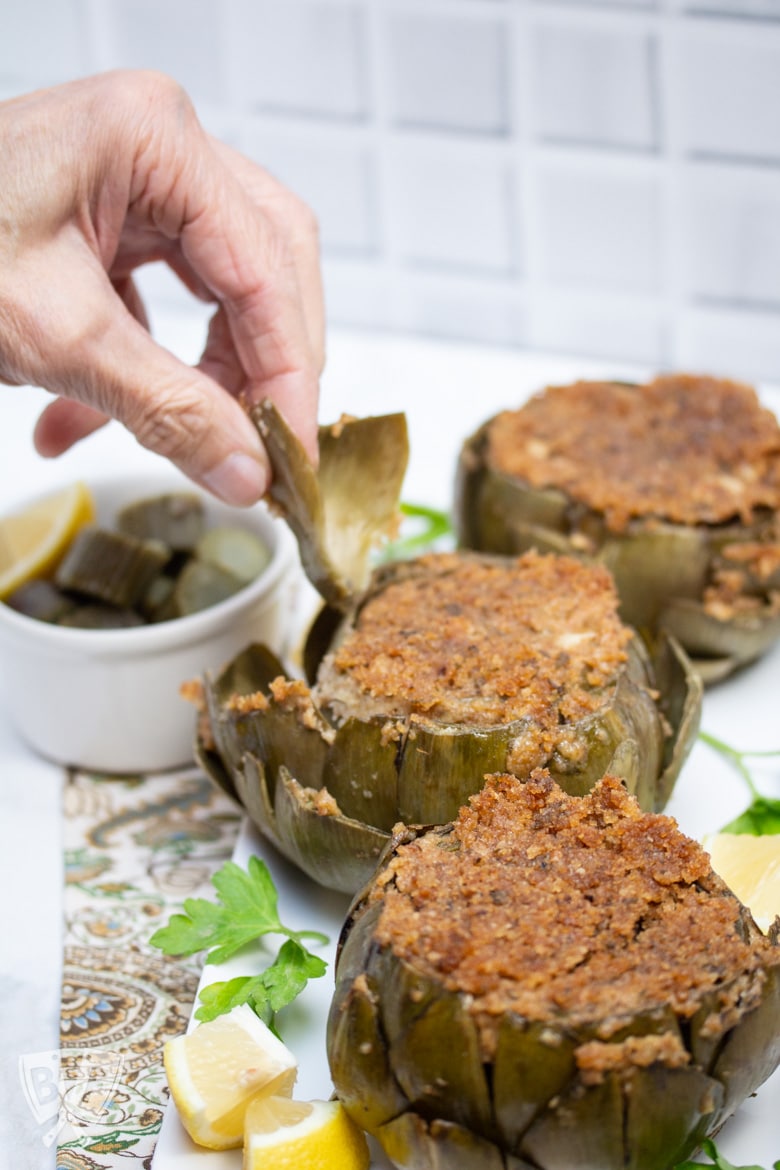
207, 137, 326, 375
16, 248, 270, 505
34, 398, 111, 456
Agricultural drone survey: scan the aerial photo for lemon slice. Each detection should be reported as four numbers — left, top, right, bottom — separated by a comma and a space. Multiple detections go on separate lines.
163, 1004, 298, 1150
704, 832, 780, 932
243, 1094, 370, 1170
0, 481, 95, 600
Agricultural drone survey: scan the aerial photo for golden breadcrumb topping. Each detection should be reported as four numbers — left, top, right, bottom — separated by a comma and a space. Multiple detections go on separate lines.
317, 551, 631, 728
485, 374, 780, 532
371, 772, 776, 1043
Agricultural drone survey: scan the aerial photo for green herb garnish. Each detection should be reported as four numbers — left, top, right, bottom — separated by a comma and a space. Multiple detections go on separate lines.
699, 730, 780, 835
150, 856, 328, 1030
381, 501, 454, 561
675, 1137, 780, 1170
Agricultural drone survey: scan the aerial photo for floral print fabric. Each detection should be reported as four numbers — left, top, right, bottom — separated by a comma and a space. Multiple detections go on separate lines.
56, 768, 242, 1169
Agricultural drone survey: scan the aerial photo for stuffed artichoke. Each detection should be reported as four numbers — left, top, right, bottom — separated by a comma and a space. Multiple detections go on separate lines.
197, 549, 701, 894
327, 770, 780, 1170
456, 374, 780, 682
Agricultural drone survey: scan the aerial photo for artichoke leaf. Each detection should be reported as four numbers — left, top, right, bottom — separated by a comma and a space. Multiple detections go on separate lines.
203, 642, 288, 774
623, 1064, 724, 1170
660, 596, 780, 668
383, 992, 493, 1137
707, 960, 780, 1130
272, 765, 390, 894
252, 399, 409, 608
327, 972, 408, 1133
322, 716, 401, 830
519, 1071, 625, 1170
492, 1016, 578, 1150
396, 720, 516, 826
194, 736, 240, 804
378, 1113, 507, 1170
233, 753, 284, 852
650, 631, 703, 811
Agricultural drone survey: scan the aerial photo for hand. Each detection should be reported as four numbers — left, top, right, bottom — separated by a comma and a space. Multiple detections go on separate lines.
0, 70, 324, 505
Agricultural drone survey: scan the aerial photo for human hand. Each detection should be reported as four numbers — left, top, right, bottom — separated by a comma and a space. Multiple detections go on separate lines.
0, 70, 324, 505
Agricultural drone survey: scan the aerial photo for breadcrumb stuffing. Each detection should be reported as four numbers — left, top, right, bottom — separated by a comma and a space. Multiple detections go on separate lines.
316, 551, 631, 729
485, 374, 780, 532
371, 772, 777, 1054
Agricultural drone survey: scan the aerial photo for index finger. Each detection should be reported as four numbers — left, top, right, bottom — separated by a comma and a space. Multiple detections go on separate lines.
129, 80, 321, 462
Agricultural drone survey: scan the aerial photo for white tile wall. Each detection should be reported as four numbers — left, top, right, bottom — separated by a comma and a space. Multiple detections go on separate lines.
3, 0, 780, 381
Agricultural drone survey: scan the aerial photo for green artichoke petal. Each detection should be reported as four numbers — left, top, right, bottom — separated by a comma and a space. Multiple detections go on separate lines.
623, 1064, 724, 1170
193, 736, 239, 804
377, 1112, 506, 1170
708, 960, 780, 1130
323, 717, 401, 829
492, 1016, 578, 1150
396, 721, 515, 826
660, 597, 780, 667
328, 973, 408, 1133
649, 631, 704, 811
252, 399, 409, 608
204, 642, 288, 774
519, 1071, 625, 1170
598, 525, 711, 631
271, 765, 390, 894
362, 946, 494, 1137
233, 753, 283, 852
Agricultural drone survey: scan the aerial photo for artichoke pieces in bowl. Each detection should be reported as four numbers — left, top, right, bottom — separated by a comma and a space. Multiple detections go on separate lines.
199, 549, 701, 894
456, 374, 780, 683
327, 771, 780, 1170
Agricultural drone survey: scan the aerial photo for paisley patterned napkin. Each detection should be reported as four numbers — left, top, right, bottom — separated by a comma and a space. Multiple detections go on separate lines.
55, 768, 242, 1170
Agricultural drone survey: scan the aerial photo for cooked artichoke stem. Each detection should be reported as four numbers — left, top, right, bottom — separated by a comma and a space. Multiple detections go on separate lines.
195, 526, 271, 584
116, 492, 205, 551
378, 1113, 506, 1170
4, 578, 76, 623
251, 399, 409, 608
54, 526, 169, 608
57, 603, 145, 629
173, 559, 245, 615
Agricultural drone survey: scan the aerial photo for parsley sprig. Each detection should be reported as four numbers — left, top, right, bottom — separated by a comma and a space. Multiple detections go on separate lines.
381, 501, 454, 561
150, 856, 329, 1030
699, 730, 780, 835
675, 1137, 780, 1170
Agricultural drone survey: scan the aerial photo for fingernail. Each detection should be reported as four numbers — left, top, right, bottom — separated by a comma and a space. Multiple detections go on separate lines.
201, 452, 268, 506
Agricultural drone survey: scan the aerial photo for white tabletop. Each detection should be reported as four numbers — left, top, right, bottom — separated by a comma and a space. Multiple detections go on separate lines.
1, 305, 778, 1169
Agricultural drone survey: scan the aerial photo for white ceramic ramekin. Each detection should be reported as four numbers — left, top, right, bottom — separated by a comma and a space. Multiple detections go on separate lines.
0, 472, 299, 773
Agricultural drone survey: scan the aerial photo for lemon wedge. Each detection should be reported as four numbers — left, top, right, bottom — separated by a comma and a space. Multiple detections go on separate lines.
163, 1004, 298, 1150
0, 482, 95, 600
243, 1094, 370, 1170
704, 832, 780, 932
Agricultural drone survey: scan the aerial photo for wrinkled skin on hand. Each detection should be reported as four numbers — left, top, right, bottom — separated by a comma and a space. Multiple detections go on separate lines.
0, 70, 324, 505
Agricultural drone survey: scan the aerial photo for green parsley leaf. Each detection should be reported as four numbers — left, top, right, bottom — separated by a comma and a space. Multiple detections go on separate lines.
699, 731, 780, 836
380, 501, 454, 562
194, 940, 328, 1032
149, 856, 329, 1031
674, 1137, 777, 1170
721, 796, 780, 836
149, 855, 328, 965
